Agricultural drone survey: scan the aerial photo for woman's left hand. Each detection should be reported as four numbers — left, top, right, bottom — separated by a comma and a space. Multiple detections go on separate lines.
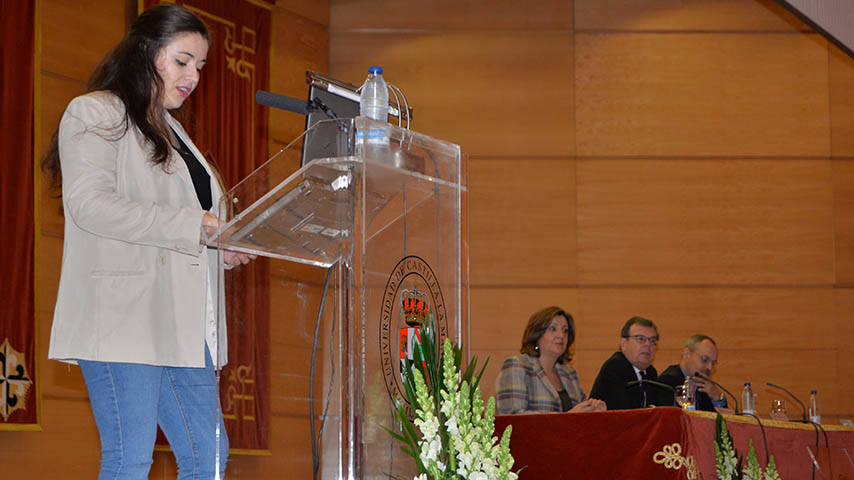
569, 398, 607, 413
223, 250, 256, 266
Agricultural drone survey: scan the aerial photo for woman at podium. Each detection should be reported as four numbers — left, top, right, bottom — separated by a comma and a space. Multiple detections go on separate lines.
496, 306, 606, 414
41, 4, 252, 478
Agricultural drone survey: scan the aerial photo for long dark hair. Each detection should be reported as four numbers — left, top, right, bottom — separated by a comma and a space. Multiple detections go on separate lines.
520, 306, 576, 364
41, 4, 209, 191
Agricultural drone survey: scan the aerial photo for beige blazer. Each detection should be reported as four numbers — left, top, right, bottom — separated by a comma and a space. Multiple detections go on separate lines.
48, 91, 226, 368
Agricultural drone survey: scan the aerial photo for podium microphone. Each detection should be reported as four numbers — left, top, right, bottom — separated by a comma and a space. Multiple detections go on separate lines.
255, 89, 316, 115
626, 379, 677, 406
766, 382, 808, 423
693, 371, 739, 414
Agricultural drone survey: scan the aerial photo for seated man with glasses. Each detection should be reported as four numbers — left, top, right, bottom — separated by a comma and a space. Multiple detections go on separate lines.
589, 316, 671, 410
658, 334, 727, 412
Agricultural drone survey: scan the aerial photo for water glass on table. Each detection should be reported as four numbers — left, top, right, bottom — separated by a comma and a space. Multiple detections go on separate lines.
770, 399, 789, 421
676, 382, 695, 410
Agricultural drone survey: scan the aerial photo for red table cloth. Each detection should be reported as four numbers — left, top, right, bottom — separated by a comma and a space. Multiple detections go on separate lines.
495, 407, 854, 479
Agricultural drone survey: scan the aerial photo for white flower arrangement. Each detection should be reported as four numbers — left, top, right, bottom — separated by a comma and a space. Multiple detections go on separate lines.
714, 413, 781, 480
387, 318, 516, 480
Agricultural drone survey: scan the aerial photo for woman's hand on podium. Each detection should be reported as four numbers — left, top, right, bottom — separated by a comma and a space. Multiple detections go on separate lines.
202, 212, 257, 266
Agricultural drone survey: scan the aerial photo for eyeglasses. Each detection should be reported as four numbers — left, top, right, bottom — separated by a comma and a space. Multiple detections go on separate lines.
623, 334, 659, 346
698, 354, 717, 366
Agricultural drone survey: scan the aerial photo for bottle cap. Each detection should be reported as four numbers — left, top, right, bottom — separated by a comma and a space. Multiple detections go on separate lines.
744, 382, 751, 386
368, 65, 383, 74
811, 390, 817, 394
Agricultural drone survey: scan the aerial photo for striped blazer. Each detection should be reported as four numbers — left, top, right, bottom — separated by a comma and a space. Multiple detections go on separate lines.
495, 354, 587, 414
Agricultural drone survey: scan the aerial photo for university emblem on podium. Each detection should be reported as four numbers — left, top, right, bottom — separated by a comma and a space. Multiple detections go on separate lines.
380, 256, 448, 417
399, 287, 429, 385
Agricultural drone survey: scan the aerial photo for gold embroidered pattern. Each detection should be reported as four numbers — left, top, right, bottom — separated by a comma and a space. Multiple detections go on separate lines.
222, 364, 256, 421
224, 26, 256, 80
653, 442, 697, 479
184, 6, 256, 82
1, 338, 32, 421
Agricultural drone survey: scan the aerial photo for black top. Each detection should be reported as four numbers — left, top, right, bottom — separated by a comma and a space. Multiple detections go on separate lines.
558, 389, 572, 412
172, 129, 212, 211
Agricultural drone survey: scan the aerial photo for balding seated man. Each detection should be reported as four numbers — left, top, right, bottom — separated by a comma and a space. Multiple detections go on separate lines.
658, 334, 728, 412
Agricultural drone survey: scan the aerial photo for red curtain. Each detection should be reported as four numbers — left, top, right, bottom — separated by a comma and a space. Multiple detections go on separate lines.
0, 1, 37, 428
145, 0, 271, 452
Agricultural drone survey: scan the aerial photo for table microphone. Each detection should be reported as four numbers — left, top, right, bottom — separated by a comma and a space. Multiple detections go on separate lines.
766, 382, 808, 423
626, 379, 677, 406
693, 371, 739, 414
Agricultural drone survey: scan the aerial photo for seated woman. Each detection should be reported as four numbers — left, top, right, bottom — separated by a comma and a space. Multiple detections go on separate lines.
496, 306, 606, 414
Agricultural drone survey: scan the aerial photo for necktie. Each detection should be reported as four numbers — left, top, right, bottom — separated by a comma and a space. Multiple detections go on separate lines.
640, 370, 648, 407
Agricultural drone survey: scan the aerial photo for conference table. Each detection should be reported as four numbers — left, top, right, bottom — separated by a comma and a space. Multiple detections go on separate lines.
495, 407, 854, 479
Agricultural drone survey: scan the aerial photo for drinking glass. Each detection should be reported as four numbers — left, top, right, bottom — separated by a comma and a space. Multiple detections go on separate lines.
770, 399, 788, 415
676, 384, 695, 409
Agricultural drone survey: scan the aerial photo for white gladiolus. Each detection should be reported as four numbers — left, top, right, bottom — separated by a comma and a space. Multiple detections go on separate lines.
396, 338, 515, 479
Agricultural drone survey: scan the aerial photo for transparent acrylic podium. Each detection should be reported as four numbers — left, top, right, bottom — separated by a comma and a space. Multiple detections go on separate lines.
207, 117, 469, 479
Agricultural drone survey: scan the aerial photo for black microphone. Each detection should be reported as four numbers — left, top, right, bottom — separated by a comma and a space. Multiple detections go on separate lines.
255, 90, 316, 115
693, 372, 739, 414
766, 382, 808, 423
626, 379, 677, 406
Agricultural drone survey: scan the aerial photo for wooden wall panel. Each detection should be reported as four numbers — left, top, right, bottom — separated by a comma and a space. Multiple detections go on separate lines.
713, 349, 838, 416
269, 6, 329, 147
833, 159, 854, 284
228, 415, 314, 478
330, 0, 572, 30
3, 398, 101, 475
329, 32, 574, 157
829, 44, 854, 157
576, 159, 835, 285
37, 235, 61, 319
575, 0, 803, 31
274, 0, 329, 27
575, 33, 830, 157
469, 287, 579, 351
576, 287, 836, 351
469, 158, 576, 286
41, 0, 126, 83
835, 290, 854, 418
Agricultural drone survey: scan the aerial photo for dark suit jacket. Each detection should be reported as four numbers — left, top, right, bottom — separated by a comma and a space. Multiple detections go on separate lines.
658, 364, 723, 412
589, 351, 670, 410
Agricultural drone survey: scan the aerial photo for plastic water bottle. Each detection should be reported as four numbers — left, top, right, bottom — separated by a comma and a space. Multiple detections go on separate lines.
809, 390, 821, 424
357, 66, 390, 158
359, 66, 389, 122
742, 382, 755, 415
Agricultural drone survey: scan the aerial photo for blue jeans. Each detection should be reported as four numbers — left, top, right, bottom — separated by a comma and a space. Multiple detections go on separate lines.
79, 345, 228, 479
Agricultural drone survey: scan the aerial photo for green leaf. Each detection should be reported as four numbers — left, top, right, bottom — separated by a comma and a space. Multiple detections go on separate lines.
381, 426, 408, 444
